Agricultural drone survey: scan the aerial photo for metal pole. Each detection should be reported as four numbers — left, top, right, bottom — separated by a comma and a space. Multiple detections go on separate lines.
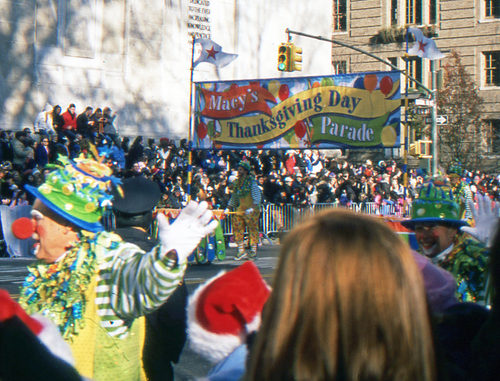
431, 61, 438, 175
187, 38, 196, 201
403, 56, 409, 187
285, 28, 433, 96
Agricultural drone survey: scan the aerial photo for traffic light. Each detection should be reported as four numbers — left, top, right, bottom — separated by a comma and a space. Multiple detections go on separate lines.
291, 45, 302, 71
277, 43, 291, 71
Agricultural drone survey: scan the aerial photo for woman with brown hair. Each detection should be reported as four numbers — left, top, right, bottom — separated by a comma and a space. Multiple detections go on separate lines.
246, 209, 436, 381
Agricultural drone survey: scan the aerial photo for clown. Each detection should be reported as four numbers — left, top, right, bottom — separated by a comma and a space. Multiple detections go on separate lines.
15, 156, 217, 380
224, 161, 262, 260
447, 162, 473, 221
402, 177, 491, 303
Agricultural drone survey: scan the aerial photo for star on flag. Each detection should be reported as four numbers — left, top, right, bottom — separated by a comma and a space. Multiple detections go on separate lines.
193, 39, 238, 68
407, 27, 445, 60
206, 46, 218, 59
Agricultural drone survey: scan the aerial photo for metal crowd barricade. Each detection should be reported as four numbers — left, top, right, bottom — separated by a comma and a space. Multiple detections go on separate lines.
220, 201, 412, 240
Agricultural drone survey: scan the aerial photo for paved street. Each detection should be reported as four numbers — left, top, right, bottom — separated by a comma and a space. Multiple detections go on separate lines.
0, 243, 281, 380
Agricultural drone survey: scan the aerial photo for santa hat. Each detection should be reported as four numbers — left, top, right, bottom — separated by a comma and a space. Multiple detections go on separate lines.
187, 261, 270, 363
0, 289, 75, 366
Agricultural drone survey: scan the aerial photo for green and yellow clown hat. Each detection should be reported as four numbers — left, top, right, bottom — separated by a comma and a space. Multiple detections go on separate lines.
25, 156, 121, 232
238, 160, 251, 173
401, 176, 469, 230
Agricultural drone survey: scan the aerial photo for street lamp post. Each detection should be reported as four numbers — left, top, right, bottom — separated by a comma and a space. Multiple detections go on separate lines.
431, 60, 438, 175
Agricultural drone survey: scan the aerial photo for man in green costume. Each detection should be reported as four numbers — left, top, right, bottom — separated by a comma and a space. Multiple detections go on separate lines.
402, 177, 496, 304
17, 156, 217, 380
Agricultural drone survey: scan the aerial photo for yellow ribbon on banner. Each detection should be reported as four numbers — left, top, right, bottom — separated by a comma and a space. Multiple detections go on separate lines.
213, 85, 400, 145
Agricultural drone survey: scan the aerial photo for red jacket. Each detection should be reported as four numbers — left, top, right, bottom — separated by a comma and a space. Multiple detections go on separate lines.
285, 154, 296, 175
62, 110, 77, 131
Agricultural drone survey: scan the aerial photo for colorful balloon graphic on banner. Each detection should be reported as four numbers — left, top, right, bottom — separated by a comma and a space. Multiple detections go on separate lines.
278, 84, 290, 101
267, 80, 281, 101
380, 76, 393, 95
197, 122, 207, 140
353, 77, 364, 89
320, 77, 334, 87
381, 126, 397, 147
363, 74, 377, 93
294, 120, 307, 139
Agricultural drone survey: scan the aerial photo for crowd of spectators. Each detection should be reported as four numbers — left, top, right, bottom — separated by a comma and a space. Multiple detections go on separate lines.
1, 103, 500, 212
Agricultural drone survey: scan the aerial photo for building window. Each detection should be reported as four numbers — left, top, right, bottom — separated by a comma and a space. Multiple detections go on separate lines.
332, 60, 347, 74
334, 0, 347, 31
429, 0, 437, 24
406, 0, 422, 25
391, 0, 398, 25
407, 57, 423, 89
485, 0, 500, 18
489, 119, 500, 154
388, 57, 398, 70
484, 51, 500, 86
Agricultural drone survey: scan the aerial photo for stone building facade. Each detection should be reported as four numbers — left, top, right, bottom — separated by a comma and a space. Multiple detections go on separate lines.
0, 0, 332, 139
330, 0, 500, 161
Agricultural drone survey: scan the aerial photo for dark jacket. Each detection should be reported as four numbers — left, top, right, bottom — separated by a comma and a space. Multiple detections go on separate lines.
34, 144, 50, 168
76, 113, 92, 137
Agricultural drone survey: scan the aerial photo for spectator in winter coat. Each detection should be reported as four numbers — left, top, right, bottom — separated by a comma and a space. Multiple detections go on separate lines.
61, 104, 77, 140
34, 136, 51, 168
33, 103, 56, 137
51, 105, 64, 133
12, 131, 34, 171
335, 172, 357, 202
89, 108, 103, 136
76, 106, 94, 139
102, 107, 117, 139
126, 136, 144, 170
284, 150, 297, 175
263, 174, 282, 203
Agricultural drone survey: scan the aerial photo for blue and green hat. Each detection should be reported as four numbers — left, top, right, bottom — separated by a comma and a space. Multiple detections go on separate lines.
402, 176, 469, 230
447, 162, 463, 178
25, 156, 120, 232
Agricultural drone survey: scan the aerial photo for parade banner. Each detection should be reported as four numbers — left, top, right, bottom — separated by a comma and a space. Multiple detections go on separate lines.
192, 71, 401, 150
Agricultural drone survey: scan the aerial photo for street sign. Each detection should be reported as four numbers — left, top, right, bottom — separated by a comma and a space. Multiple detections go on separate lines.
415, 98, 435, 107
436, 115, 448, 125
415, 107, 431, 115
425, 115, 448, 125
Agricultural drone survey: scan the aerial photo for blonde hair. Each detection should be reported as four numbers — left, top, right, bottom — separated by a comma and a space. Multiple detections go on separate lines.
246, 209, 435, 381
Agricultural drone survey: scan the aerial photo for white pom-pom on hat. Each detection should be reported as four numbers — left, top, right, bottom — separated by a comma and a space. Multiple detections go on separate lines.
187, 261, 270, 363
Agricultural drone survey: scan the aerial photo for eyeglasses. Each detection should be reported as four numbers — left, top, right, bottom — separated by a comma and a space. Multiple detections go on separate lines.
414, 223, 439, 233
31, 209, 44, 221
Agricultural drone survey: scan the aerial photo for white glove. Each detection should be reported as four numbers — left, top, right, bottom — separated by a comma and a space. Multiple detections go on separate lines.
245, 208, 254, 215
223, 208, 230, 215
460, 193, 499, 247
158, 201, 219, 263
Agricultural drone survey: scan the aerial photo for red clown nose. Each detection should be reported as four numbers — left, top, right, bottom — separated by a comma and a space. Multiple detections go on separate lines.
12, 217, 35, 240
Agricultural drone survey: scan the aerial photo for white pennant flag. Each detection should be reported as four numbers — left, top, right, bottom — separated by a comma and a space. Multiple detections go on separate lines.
193, 39, 238, 68
407, 28, 445, 60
